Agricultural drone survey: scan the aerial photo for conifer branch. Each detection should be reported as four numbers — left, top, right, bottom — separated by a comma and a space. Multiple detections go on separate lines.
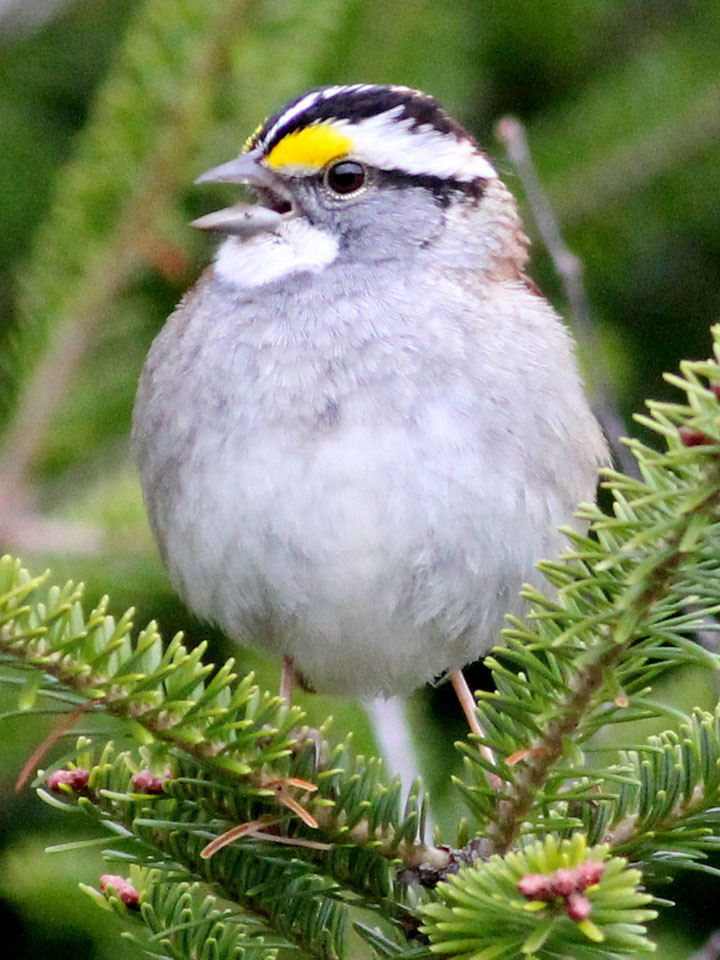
0, 555, 444, 885
94, 866, 279, 960
591, 706, 720, 870
453, 331, 720, 857
488, 456, 720, 853
487, 641, 629, 853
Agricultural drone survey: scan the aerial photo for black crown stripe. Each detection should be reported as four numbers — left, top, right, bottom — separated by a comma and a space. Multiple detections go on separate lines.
250, 85, 476, 157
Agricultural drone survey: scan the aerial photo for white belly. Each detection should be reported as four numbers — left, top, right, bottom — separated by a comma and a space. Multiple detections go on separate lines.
159, 413, 567, 696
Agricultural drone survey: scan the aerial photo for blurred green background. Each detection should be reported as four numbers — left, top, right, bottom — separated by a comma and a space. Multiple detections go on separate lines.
0, 0, 719, 957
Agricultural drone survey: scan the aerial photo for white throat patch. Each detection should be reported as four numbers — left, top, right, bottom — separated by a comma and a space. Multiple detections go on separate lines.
213, 219, 339, 289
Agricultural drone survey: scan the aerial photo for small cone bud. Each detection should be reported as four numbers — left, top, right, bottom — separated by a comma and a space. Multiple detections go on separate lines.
47, 768, 89, 793
566, 891, 592, 921
517, 873, 553, 900
132, 770, 169, 794
547, 868, 576, 897
100, 874, 140, 909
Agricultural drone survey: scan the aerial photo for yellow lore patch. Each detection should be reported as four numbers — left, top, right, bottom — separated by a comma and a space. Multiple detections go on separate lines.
264, 124, 352, 172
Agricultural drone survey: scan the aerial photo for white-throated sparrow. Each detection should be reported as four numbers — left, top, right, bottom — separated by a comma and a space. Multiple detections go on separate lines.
132, 84, 607, 732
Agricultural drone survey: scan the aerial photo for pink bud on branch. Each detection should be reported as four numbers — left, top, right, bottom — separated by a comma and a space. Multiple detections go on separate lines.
100, 875, 140, 909
517, 860, 606, 921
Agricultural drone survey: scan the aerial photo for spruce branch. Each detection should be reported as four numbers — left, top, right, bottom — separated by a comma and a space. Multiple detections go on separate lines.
485, 640, 631, 853
0, 555, 445, 885
419, 834, 656, 960
487, 454, 720, 853
46, 742, 350, 960
35, 733, 438, 958
595, 706, 720, 871
458, 329, 720, 853
85, 864, 290, 960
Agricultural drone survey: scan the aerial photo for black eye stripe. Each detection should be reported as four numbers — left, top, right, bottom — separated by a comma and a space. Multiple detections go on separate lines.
317, 164, 488, 203
376, 169, 487, 206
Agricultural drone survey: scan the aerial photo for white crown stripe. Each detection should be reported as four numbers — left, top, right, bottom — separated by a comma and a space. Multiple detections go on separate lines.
347, 111, 497, 181
262, 89, 326, 147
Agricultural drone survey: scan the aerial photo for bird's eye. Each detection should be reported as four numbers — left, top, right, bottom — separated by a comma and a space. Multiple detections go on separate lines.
324, 160, 366, 195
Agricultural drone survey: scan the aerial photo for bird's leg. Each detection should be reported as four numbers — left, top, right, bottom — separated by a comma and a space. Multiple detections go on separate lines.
449, 668, 485, 737
280, 655, 295, 703
278, 655, 324, 772
449, 668, 502, 789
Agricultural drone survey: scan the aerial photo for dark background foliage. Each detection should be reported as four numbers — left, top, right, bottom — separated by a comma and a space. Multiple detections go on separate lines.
0, 1, 718, 957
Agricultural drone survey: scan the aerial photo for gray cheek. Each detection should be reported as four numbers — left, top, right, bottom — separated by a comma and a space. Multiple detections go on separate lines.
303, 187, 445, 262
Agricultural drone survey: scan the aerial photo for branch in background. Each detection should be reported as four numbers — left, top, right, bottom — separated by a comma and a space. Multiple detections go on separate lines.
0, 0, 253, 552
496, 116, 638, 479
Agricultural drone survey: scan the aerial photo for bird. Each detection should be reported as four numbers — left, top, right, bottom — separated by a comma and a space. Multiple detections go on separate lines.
132, 83, 608, 737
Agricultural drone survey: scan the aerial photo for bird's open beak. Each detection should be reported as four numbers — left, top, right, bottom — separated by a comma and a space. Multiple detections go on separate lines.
191, 148, 295, 237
